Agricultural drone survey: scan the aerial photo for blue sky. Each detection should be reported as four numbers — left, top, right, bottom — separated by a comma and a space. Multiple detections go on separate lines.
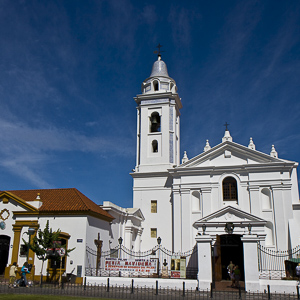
0, 0, 299, 208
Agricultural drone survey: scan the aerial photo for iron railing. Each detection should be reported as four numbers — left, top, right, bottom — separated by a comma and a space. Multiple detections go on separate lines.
258, 244, 300, 280
86, 244, 198, 279
0, 278, 299, 299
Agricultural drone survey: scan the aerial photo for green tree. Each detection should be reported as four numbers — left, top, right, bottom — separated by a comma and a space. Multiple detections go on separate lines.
23, 220, 61, 284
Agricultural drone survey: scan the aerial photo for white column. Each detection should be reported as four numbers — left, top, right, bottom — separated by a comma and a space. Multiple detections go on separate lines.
136, 229, 143, 252
196, 235, 212, 290
241, 235, 260, 292
173, 188, 181, 252
124, 227, 133, 250
181, 189, 190, 251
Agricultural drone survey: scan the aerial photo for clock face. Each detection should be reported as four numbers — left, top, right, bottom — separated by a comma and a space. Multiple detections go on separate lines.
0, 221, 6, 230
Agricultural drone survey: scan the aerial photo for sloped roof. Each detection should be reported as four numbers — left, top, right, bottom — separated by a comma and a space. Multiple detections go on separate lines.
5, 188, 113, 221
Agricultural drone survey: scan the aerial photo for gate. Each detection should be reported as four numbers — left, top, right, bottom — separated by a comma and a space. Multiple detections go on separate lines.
85, 243, 198, 279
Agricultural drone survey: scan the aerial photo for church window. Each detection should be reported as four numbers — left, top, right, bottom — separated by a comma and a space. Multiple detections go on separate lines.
261, 188, 271, 210
191, 191, 200, 211
151, 228, 157, 238
152, 140, 158, 152
151, 200, 157, 213
150, 112, 161, 132
153, 80, 159, 91
223, 177, 238, 201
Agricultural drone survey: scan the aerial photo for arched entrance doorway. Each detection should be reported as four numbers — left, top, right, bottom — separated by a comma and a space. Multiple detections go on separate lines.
0, 235, 10, 275
213, 234, 244, 282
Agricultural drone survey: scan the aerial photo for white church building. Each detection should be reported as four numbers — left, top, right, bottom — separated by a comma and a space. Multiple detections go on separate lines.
130, 53, 300, 290
1, 52, 299, 292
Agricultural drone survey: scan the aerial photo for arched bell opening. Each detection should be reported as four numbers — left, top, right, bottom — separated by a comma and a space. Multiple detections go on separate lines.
150, 112, 161, 132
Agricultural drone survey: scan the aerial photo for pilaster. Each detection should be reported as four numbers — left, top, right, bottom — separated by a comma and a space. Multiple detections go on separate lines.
195, 234, 212, 290
241, 234, 260, 291
248, 186, 260, 216
201, 187, 212, 217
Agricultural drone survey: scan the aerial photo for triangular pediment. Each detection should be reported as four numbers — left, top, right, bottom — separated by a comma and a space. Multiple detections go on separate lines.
127, 208, 145, 221
194, 206, 266, 228
0, 191, 38, 212
178, 141, 294, 169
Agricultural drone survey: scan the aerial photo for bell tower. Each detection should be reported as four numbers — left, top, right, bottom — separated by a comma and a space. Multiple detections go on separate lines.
134, 53, 182, 173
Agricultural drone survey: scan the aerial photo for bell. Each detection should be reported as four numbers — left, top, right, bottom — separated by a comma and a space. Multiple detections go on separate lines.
151, 116, 158, 124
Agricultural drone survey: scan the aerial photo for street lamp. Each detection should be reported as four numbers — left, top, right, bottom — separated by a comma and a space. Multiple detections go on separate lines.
118, 237, 123, 259
248, 223, 252, 235
156, 237, 162, 278
118, 237, 123, 245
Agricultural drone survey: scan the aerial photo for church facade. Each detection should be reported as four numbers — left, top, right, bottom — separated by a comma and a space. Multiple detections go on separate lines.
131, 54, 300, 289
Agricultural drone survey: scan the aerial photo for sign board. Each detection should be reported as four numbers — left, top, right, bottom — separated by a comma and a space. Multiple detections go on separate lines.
171, 256, 186, 278
58, 248, 66, 257
105, 258, 157, 274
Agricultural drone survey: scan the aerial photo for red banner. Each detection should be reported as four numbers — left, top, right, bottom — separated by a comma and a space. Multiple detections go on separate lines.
105, 258, 157, 273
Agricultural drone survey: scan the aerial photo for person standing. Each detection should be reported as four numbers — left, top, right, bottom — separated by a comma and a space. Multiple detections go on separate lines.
234, 265, 241, 288
296, 263, 300, 281
227, 261, 235, 287
9, 262, 18, 288
21, 262, 30, 287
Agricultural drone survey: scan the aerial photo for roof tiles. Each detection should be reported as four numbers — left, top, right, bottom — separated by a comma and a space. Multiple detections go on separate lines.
6, 188, 113, 221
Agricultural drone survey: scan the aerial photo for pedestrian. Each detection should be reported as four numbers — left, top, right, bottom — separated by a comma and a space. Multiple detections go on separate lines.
296, 263, 300, 281
227, 261, 235, 287
234, 265, 241, 288
9, 262, 18, 288
21, 261, 30, 287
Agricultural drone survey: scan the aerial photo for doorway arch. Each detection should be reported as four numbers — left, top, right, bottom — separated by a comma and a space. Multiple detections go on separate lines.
0, 235, 10, 275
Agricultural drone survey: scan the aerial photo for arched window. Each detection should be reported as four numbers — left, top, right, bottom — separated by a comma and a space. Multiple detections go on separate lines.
191, 191, 200, 211
152, 140, 158, 152
223, 177, 238, 201
150, 112, 161, 132
153, 80, 159, 91
261, 188, 271, 210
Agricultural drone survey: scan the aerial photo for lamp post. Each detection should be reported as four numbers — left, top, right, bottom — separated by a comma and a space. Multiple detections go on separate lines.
157, 237, 162, 277
118, 237, 123, 259
202, 224, 206, 235
248, 223, 252, 235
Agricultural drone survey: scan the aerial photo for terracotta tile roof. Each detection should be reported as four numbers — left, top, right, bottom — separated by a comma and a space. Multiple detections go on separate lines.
6, 188, 114, 221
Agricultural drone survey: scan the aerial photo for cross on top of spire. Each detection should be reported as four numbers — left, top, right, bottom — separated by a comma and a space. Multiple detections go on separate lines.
224, 122, 230, 131
154, 43, 165, 58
